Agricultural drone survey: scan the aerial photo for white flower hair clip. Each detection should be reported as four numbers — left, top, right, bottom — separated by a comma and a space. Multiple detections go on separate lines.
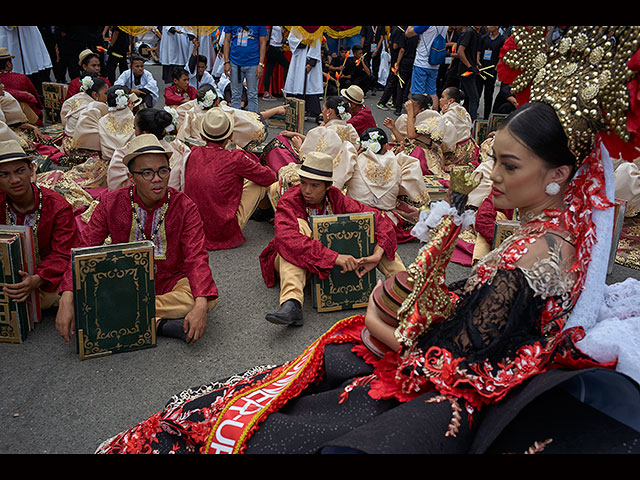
80, 76, 94, 92
163, 106, 179, 133
114, 89, 129, 109
198, 89, 218, 110
337, 103, 351, 121
359, 131, 383, 153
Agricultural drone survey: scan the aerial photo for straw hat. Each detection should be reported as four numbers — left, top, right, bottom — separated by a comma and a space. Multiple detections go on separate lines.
341, 85, 365, 105
78, 49, 96, 65
0, 139, 31, 165
200, 107, 234, 142
129, 92, 143, 108
297, 151, 333, 182
122, 134, 172, 167
0, 47, 14, 60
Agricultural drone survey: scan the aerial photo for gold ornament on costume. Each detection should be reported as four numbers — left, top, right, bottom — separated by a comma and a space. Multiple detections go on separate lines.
449, 164, 480, 196
501, 26, 640, 161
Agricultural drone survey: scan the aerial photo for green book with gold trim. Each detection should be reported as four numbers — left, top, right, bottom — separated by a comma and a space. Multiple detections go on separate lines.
0, 233, 30, 343
310, 212, 376, 312
72, 241, 156, 360
42, 82, 68, 126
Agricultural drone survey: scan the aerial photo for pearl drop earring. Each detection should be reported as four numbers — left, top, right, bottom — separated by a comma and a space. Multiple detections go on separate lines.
545, 181, 560, 195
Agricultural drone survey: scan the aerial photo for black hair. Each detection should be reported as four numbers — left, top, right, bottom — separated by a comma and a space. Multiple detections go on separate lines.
127, 152, 170, 174
0, 58, 11, 71
135, 108, 174, 139
443, 86, 465, 103
106, 84, 130, 107
79, 71, 107, 96
80, 53, 100, 67
324, 95, 349, 117
410, 93, 432, 110
196, 84, 218, 108
351, 45, 363, 54
195, 54, 208, 65
172, 67, 189, 81
130, 54, 146, 65
497, 101, 577, 171
360, 127, 388, 146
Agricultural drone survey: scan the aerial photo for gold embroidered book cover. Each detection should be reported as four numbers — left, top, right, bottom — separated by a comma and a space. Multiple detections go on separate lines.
72, 241, 156, 360
310, 212, 376, 312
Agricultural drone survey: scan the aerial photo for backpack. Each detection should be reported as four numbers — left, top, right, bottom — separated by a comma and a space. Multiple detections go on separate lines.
428, 30, 447, 65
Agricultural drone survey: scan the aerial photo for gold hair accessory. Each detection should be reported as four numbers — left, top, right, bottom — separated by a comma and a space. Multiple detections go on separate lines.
501, 26, 640, 161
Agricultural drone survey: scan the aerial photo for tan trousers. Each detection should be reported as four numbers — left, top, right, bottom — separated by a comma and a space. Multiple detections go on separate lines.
39, 289, 61, 310
274, 218, 406, 306
155, 277, 218, 321
236, 179, 273, 230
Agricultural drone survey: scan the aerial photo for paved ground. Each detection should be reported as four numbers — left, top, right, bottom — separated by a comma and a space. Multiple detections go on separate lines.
1, 64, 638, 454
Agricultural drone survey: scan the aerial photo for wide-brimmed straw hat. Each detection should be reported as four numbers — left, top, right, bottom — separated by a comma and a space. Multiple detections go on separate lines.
129, 92, 143, 108
0, 139, 31, 165
200, 107, 234, 142
0, 47, 14, 60
122, 134, 172, 167
341, 85, 365, 105
78, 49, 96, 65
297, 151, 333, 182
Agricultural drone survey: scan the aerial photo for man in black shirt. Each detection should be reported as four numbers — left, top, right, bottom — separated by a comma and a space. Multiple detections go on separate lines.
360, 26, 386, 89
476, 26, 505, 119
456, 26, 483, 121
342, 45, 376, 96
377, 26, 407, 112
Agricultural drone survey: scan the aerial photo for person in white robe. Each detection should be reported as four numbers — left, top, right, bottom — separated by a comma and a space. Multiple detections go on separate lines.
158, 26, 193, 84
113, 56, 159, 107
283, 27, 323, 121
185, 37, 216, 90
0, 26, 51, 76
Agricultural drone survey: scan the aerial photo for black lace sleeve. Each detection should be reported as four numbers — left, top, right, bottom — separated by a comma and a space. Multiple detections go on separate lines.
415, 268, 548, 366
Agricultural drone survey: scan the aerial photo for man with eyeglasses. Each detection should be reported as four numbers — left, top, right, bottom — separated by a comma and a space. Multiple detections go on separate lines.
55, 134, 219, 344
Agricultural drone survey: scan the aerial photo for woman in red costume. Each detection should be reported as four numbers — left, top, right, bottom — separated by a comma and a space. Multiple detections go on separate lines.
95, 26, 640, 454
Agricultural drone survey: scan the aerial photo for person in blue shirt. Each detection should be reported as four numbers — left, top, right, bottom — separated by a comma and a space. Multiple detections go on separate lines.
222, 26, 268, 113
406, 26, 448, 112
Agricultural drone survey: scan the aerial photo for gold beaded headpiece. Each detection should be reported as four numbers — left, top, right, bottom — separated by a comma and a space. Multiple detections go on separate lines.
500, 26, 640, 162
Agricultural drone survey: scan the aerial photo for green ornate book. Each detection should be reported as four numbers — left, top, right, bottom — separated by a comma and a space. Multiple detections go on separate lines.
0, 233, 30, 343
310, 212, 376, 312
268, 97, 305, 133
473, 119, 489, 143
424, 175, 448, 202
42, 82, 68, 125
492, 219, 521, 249
488, 113, 508, 134
0, 225, 40, 328
72, 241, 156, 360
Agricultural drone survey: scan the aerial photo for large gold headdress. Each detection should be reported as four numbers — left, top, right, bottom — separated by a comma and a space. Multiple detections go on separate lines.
499, 26, 640, 161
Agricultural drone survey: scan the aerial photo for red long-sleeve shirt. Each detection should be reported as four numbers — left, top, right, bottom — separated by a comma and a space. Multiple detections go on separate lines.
59, 186, 218, 300
184, 143, 277, 250
1, 184, 79, 292
259, 184, 398, 287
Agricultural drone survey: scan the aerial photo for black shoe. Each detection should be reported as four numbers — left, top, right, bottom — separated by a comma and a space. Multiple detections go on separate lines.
265, 300, 303, 326
157, 318, 188, 342
251, 206, 274, 222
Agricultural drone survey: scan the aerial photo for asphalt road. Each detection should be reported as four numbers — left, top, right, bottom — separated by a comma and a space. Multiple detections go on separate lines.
1, 64, 638, 454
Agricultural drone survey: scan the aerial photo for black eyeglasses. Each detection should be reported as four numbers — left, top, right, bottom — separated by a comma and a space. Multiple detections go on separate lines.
131, 167, 171, 181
